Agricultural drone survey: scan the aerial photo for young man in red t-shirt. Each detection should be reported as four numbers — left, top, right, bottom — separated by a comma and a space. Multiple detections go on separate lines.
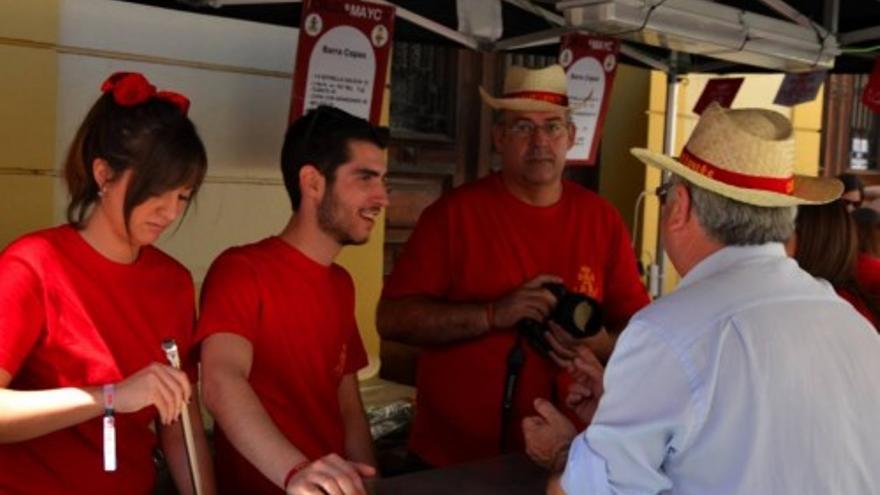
377, 65, 650, 467
197, 106, 389, 495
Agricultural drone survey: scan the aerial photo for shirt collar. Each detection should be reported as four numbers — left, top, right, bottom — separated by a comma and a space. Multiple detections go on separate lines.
678, 243, 788, 290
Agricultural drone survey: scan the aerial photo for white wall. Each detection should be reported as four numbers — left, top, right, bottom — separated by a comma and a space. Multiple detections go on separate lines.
55, 0, 299, 279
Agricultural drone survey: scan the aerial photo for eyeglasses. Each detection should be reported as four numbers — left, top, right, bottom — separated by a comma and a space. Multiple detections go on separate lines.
655, 181, 674, 205
842, 198, 862, 211
505, 120, 569, 139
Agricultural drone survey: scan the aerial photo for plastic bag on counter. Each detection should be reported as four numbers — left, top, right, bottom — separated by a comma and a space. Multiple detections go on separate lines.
367, 400, 414, 440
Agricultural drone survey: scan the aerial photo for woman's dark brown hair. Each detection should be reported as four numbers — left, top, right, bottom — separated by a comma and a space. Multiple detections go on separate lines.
64, 90, 207, 228
795, 200, 880, 320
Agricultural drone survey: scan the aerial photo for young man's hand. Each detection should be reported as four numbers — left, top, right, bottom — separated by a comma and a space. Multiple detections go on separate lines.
285, 453, 376, 495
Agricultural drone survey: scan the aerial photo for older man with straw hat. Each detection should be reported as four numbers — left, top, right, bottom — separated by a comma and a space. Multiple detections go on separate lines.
377, 65, 649, 468
523, 102, 880, 494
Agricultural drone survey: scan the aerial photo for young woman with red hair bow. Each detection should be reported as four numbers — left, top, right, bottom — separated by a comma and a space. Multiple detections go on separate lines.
0, 72, 215, 495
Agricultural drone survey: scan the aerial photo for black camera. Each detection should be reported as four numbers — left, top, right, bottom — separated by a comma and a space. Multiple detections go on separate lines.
517, 283, 603, 356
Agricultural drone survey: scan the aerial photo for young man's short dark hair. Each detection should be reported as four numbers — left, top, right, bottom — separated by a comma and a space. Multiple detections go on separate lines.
280, 106, 389, 211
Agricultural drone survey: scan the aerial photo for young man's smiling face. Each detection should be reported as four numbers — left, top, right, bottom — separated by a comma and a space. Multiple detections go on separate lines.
317, 140, 389, 246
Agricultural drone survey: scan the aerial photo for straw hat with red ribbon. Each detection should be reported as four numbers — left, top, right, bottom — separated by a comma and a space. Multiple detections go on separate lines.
631, 102, 842, 207
479, 64, 582, 113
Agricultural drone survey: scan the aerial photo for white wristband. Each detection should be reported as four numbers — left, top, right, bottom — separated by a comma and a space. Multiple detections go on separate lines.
103, 384, 116, 472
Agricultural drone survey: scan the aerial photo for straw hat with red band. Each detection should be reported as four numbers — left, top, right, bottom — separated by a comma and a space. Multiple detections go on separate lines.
479, 64, 584, 112
631, 102, 842, 207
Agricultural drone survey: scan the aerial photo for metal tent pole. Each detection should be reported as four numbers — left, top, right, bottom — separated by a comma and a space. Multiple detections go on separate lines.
650, 51, 678, 298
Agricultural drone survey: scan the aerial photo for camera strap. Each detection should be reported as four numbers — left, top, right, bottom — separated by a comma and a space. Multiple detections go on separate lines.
499, 333, 526, 452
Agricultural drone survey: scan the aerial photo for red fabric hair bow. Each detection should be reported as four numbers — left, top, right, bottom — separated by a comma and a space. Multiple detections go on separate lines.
100, 72, 191, 115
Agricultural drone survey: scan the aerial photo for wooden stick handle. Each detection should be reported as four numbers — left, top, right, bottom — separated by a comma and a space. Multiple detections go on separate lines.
162, 339, 204, 495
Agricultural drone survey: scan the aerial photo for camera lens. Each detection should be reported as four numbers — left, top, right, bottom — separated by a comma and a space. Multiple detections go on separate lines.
572, 299, 592, 332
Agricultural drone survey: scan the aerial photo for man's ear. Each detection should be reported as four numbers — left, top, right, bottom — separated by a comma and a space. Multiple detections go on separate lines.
666, 183, 693, 232
91, 158, 114, 190
299, 164, 326, 204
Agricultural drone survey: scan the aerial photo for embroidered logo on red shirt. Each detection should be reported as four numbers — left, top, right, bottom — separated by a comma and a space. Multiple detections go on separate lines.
576, 265, 598, 298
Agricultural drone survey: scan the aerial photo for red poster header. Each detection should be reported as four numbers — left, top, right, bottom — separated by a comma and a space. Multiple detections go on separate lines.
863, 57, 880, 114
560, 33, 620, 166
290, 0, 395, 124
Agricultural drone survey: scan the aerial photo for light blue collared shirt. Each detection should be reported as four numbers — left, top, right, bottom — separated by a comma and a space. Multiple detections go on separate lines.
562, 244, 880, 495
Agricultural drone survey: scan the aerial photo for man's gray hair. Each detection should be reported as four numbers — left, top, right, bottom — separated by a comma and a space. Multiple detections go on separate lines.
673, 175, 796, 245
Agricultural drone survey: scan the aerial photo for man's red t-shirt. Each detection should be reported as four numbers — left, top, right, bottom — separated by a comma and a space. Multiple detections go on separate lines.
195, 237, 368, 494
0, 225, 197, 495
841, 253, 880, 329
382, 173, 650, 466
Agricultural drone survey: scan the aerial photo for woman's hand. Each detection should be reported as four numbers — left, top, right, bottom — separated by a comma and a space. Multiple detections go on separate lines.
114, 362, 191, 425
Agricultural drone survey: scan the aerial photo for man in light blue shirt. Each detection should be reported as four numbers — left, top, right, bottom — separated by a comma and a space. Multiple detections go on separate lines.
523, 103, 880, 494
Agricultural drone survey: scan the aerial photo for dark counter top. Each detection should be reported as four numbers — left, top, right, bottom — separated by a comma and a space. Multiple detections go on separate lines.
367, 453, 548, 495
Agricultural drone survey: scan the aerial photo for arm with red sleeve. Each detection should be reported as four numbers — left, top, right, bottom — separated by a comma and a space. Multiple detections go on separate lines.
199, 253, 373, 494
377, 200, 490, 345
199, 252, 310, 489
336, 275, 377, 469
0, 247, 191, 443
0, 255, 106, 442
377, 199, 559, 346
338, 374, 376, 468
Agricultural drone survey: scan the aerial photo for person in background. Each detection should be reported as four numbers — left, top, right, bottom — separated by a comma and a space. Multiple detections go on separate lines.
0, 72, 215, 495
377, 65, 649, 468
852, 207, 880, 306
524, 103, 880, 494
791, 200, 880, 328
198, 106, 387, 495
838, 172, 865, 212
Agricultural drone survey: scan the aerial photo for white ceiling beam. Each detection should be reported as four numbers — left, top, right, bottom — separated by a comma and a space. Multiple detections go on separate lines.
757, 0, 829, 38
502, 0, 565, 25
216, 0, 295, 4
687, 60, 738, 73
558, 0, 837, 71
840, 26, 880, 46
367, 0, 484, 50
823, 0, 839, 34
216, 0, 483, 49
492, 26, 571, 50
494, 28, 670, 72
496, 2, 670, 71
620, 44, 671, 72
208, 0, 703, 72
